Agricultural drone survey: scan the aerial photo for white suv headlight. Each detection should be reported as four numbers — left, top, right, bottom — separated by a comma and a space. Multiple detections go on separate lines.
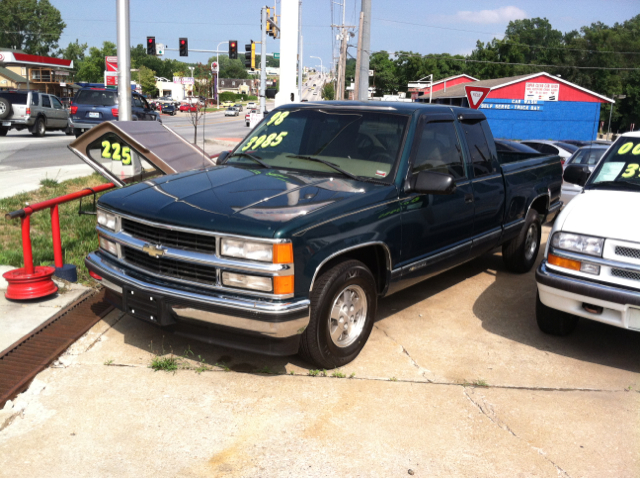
220, 238, 273, 262
97, 209, 117, 231
552, 232, 603, 257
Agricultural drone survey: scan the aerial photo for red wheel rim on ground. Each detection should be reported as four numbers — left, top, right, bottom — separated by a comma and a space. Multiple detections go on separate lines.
3, 266, 58, 300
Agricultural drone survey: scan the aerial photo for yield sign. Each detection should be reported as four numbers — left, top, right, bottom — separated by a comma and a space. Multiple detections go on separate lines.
465, 85, 491, 110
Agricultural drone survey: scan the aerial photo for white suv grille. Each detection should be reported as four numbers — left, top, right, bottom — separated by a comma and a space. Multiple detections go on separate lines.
614, 246, 640, 260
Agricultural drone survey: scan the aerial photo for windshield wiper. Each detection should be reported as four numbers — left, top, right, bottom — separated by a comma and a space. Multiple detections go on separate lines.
286, 154, 362, 181
587, 180, 640, 190
227, 152, 270, 168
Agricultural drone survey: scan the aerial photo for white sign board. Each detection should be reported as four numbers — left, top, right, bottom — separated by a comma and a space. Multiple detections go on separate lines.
368, 70, 374, 76
156, 43, 164, 56
525, 82, 559, 101
173, 77, 195, 85
211, 61, 219, 73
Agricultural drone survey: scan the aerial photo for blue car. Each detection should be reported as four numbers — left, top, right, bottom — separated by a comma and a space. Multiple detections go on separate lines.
69, 88, 160, 137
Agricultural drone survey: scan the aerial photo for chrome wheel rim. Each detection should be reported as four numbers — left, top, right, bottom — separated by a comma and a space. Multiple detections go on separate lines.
0, 103, 6, 114
38, 120, 44, 134
524, 223, 539, 261
329, 284, 367, 348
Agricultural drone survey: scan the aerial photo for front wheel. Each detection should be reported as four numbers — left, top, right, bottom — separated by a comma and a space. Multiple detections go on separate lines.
299, 260, 377, 368
502, 208, 542, 273
536, 292, 578, 335
32, 117, 46, 137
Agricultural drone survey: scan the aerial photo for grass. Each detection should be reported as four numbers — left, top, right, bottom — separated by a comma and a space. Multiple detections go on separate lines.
331, 370, 346, 378
149, 355, 180, 372
0, 173, 113, 284
103, 359, 114, 365
255, 366, 273, 374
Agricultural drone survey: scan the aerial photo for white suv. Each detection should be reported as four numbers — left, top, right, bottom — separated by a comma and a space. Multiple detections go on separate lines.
536, 131, 640, 335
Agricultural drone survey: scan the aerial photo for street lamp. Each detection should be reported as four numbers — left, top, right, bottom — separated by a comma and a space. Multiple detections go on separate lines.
310, 56, 322, 76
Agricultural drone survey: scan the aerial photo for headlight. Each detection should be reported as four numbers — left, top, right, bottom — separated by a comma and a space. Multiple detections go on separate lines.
222, 272, 272, 292
220, 239, 294, 263
551, 232, 603, 257
97, 209, 117, 231
98, 235, 118, 256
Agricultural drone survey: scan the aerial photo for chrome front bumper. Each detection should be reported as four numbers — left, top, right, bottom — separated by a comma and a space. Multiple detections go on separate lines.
86, 252, 310, 340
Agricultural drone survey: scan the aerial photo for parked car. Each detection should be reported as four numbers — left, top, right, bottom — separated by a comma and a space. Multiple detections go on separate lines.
521, 140, 577, 164
536, 132, 640, 337
0, 90, 70, 137
161, 104, 176, 116
494, 139, 544, 164
69, 88, 160, 137
247, 102, 257, 109
224, 107, 239, 117
559, 145, 609, 206
80, 102, 562, 368
179, 103, 199, 113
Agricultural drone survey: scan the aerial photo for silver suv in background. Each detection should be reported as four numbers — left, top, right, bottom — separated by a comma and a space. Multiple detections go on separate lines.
0, 90, 70, 137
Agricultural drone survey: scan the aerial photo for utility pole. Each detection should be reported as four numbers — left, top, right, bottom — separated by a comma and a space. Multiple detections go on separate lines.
260, 7, 267, 116
354, 11, 364, 100
357, 0, 371, 101
298, 1, 303, 101
337, 30, 347, 100
116, 0, 131, 120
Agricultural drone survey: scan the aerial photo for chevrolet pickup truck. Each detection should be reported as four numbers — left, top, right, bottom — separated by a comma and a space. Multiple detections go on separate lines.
536, 131, 640, 335
71, 102, 562, 368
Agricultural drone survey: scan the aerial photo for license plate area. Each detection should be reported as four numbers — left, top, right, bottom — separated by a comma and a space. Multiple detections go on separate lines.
2, 121, 11, 126
123, 287, 165, 324
628, 308, 640, 331
87, 112, 100, 118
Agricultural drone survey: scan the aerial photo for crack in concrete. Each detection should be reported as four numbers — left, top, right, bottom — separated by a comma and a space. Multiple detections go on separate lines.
464, 387, 570, 478
374, 325, 434, 382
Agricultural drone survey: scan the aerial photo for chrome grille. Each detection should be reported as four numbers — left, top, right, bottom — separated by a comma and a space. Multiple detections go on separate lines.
611, 269, 640, 282
615, 246, 640, 260
122, 218, 216, 254
123, 246, 217, 285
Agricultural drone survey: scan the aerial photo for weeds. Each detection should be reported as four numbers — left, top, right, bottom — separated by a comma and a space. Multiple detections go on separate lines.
331, 370, 346, 378
104, 359, 114, 366
149, 355, 180, 373
308, 369, 320, 377
389, 377, 398, 382
474, 379, 489, 387
215, 361, 231, 372
40, 177, 59, 188
349, 372, 356, 378
255, 366, 273, 374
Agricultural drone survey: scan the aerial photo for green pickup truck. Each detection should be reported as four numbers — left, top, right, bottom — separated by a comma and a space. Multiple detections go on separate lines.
71, 101, 562, 367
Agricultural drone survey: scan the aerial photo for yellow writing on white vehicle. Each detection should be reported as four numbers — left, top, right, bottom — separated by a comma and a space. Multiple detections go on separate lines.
101, 140, 132, 165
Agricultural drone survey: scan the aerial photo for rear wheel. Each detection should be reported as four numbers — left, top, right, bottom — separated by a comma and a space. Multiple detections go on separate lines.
32, 117, 46, 137
299, 259, 377, 368
73, 128, 83, 138
503, 208, 542, 273
65, 126, 73, 136
536, 292, 578, 335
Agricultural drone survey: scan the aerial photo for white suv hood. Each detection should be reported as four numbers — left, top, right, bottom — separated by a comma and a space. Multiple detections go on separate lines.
559, 189, 640, 243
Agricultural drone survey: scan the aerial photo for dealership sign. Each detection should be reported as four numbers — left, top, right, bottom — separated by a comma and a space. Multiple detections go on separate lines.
525, 82, 559, 101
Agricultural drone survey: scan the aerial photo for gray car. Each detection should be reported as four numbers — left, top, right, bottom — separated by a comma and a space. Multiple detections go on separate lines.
560, 145, 609, 206
0, 90, 70, 137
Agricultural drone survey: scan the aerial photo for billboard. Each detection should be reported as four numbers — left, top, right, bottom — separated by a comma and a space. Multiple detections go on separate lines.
525, 82, 559, 101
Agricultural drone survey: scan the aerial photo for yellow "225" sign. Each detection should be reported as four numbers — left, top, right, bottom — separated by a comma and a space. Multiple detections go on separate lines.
102, 140, 132, 165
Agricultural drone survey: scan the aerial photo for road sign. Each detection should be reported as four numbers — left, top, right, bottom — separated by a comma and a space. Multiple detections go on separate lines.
211, 61, 218, 73
273, 52, 280, 59
105, 56, 118, 72
465, 85, 491, 110
368, 70, 374, 76
156, 43, 164, 56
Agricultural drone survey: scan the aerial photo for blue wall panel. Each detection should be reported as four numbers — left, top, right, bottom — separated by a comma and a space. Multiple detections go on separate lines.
481, 100, 601, 141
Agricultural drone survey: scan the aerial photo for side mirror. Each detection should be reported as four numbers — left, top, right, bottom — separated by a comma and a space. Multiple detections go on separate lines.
563, 164, 591, 186
413, 170, 457, 195
217, 150, 231, 164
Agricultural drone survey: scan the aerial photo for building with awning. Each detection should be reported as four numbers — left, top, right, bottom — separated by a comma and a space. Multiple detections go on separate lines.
0, 48, 79, 99
418, 72, 614, 141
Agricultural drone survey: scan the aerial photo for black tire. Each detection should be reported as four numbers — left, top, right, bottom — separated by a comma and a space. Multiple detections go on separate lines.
502, 208, 542, 273
536, 292, 578, 335
74, 128, 83, 138
299, 259, 377, 368
0, 97, 11, 119
32, 117, 46, 137
65, 126, 73, 136
0, 127, 8, 136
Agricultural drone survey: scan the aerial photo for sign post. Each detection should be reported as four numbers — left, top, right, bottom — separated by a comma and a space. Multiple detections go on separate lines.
464, 85, 491, 110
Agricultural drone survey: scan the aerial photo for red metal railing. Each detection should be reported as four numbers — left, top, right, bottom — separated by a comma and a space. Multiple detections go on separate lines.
5, 183, 115, 275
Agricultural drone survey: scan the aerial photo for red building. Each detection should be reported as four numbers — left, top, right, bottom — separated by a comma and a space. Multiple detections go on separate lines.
408, 74, 477, 101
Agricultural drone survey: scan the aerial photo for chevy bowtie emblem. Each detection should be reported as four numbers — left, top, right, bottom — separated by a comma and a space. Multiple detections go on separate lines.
142, 244, 166, 258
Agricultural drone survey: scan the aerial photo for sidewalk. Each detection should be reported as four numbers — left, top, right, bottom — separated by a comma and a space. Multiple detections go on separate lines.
0, 164, 95, 200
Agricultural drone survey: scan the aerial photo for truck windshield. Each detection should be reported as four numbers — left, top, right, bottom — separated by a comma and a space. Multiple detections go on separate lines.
230, 108, 409, 182
589, 137, 640, 189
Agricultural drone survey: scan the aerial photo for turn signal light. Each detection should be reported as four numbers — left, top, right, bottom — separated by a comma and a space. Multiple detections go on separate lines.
111, 108, 119, 118
273, 243, 293, 264
548, 253, 581, 271
70, 105, 78, 114
274, 276, 294, 295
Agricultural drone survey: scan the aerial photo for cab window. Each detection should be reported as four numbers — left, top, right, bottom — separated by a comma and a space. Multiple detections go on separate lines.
412, 121, 465, 179
461, 119, 494, 177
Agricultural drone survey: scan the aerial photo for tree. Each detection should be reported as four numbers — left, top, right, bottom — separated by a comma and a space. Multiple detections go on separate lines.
322, 82, 335, 100
58, 39, 87, 65
209, 54, 249, 79
75, 41, 117, 83
138, 65, 157, 96
369, 51, 398, 95
0, 0, 66, 56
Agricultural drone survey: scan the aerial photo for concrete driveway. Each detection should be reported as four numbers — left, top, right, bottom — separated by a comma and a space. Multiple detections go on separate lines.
1, 226, 639, 477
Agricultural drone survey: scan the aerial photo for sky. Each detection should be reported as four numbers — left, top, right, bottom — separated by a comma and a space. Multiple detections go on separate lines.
50, 0, 639, 72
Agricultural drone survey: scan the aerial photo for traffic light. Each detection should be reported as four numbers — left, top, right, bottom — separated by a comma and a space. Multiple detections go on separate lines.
146, 36, 155, 55
244, 41, 255, 71
229, 41, 238, 60
265, 7, 270, 33
179, 37, 188, 57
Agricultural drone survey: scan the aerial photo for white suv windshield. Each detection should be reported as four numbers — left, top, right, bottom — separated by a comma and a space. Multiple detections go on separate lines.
590, 137, 640, 188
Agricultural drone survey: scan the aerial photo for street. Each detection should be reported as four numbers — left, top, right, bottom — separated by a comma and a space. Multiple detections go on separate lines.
301, 72, 325, 101
0, 108, 251, 199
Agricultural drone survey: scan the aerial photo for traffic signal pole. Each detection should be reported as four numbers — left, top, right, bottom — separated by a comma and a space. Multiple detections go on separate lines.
116, 0, 131, 120
260, 6, 267, 116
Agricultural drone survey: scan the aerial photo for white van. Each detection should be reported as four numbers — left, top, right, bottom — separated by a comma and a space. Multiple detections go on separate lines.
536, 131, 640, 335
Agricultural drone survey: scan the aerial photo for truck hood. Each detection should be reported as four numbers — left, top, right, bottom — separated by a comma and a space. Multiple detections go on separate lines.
559, 189, 640, 243
99, 165, 391, 238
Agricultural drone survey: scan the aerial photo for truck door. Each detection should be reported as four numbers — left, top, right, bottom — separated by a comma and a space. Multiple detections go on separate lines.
50, 96, 67, 128
459, 116, 505, 257
399, 114, 474, 284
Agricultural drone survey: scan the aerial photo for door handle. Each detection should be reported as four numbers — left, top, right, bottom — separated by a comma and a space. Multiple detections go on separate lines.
465, 194, 474, 203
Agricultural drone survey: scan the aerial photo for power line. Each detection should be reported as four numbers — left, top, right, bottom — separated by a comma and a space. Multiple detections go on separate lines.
373, 18, 503, 36
447, 57, 640, 71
